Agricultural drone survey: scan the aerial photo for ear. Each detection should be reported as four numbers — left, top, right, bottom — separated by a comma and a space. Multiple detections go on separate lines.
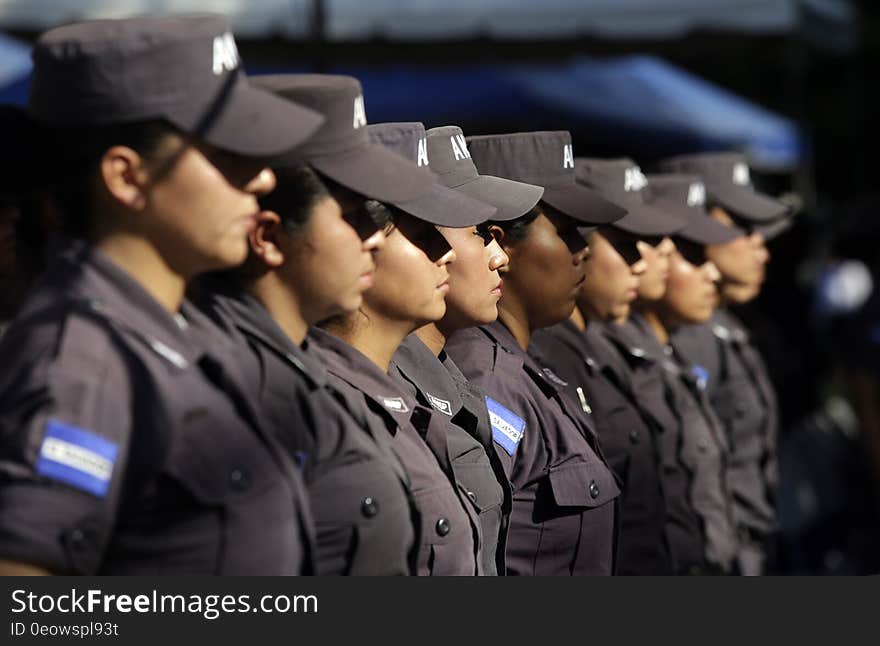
99, 145, 150, 211
249, 210, 287, 268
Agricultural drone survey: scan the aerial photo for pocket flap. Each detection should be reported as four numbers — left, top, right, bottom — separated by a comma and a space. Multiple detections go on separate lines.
548, 459, 619, 509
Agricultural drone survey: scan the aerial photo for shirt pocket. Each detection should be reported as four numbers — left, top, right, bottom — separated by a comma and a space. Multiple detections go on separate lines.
411, 485, 476, 576
547, 459, 619, 510
310, 458, 414, 576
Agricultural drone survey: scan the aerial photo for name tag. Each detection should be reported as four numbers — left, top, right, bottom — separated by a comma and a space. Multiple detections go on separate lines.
691, 365, 709, 391
35, 419, 119, 498
486, 397, 525, 456
379, 396, 410, 413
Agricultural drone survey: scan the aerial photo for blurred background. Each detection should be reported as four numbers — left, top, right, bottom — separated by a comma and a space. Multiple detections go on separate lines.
1, 0, 878, 574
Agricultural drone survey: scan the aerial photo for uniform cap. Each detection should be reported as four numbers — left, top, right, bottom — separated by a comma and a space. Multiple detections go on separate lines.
253, 75, 434, 204
658, 152, 788, 223
28, 15, 324, 158
644, 174, 742, 245
367, 122, 496, 227
465, 131, 625, 225
574, 158, 684, 236
425, 125, 543, 221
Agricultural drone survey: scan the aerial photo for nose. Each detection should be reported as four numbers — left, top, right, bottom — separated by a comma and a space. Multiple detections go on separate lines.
658, 237, 676, 256
488, 243, 509, 272
631, 258, 647, 276
247, 167, 277, 196
704, 260, 722, 283
573, 244, 590, 266
363, 228, 386, 254
438, 247, 456, 269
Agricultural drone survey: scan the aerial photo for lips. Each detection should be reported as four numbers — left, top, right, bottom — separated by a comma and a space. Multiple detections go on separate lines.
491, 279, 503, 296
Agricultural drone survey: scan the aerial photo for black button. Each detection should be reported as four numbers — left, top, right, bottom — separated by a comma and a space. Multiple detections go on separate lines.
69, 529, 86, 549
361, 497, 379, 518
229, 469, 250, 492
589, 480, 600, 499
629, 429, 640, 444
435, 517, 451, 536
467, 491, 477, 504
697, 440, 709, 453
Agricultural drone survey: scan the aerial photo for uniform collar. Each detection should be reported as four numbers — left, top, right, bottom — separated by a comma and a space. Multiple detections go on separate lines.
711, 309, 748, 344
53, 241, 214, 367
210, 291, 327, 388
309, 326, 416, 424
392, 334, 463, 418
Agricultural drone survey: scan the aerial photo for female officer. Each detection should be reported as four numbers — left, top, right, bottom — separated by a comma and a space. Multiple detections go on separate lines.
660, 154, 791, 575
602, 173, 742, 574
445, 131, 625, 576
309, 124, 497, 575
196, 77, 441, 574
0, 16, 323, 575
380, 123, 543, 575
530, 157, 699, 574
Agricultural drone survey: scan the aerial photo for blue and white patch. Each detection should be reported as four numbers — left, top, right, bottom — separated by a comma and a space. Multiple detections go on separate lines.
426, 393, 453, 416
691, 365, 709, 391
486, 397, 525, 456
35, 419, 119, 498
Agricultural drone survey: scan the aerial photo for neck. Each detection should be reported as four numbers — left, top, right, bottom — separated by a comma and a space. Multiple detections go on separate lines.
326, 310, 412, 372
248, 272, 309, 345
640, 306, 669, 345
415, 323, 447, 357
94, 233, 186, 313
570, 305, 587, 332
497, 299, 531, 350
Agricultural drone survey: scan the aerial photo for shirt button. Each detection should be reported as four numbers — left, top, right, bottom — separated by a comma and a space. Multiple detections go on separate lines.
467, 490, 477, 504
697, 440, 709, 452
589, 480, 600, 499
361, 497, 379, 518
629, 429, 640, 444
69, 529, 86, 549
229, 469, 250, 491
435, 518, 451, 536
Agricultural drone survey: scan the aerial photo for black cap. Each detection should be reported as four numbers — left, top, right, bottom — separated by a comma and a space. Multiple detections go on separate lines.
658, 152, 788, 223
465, 131, 625, 225
425, 126, 543, 222
644, 174, 742, 245
252, 75, 435, 204
367, 122, 496, 227
574, 158, 684, 236
757, 216, 794, 241
28, 15, 324, 158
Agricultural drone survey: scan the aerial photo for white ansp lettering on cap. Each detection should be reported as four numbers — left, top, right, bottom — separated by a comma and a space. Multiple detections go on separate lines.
212, 32, 240, 75
563, 144, 575, 169
417, 137, 429, 167
733, 162, 750, 186
352, 95, 367, 129
450, 134, 471, 161
687, 182, 706, 207
623, 166, 648, 192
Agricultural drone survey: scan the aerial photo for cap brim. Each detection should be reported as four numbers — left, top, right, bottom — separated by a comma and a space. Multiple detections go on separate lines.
677, 214, 743, 245
758, 216, 794, 241
612, 203, 685, 236
168, 75, 325, 158
541, 183, 626, 225
392, 183, 497, 227
309, 143, 436, 203
454, 174, 544, 222
710, 184, 789, 223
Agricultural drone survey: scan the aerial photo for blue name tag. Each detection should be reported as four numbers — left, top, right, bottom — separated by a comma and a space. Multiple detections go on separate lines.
486, 397, 525, 456
35, 419, 119, 498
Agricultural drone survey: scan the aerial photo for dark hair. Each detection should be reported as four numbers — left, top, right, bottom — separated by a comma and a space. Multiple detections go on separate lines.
258, 164, 331, 233
37, 119, 179, 239
492, 204, 541, 244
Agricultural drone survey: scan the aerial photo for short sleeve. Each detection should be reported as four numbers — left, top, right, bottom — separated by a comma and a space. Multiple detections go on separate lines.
0, 316, 133, 573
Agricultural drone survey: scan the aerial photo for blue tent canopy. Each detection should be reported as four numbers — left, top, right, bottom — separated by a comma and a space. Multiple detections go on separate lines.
336, 56, 804, 169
